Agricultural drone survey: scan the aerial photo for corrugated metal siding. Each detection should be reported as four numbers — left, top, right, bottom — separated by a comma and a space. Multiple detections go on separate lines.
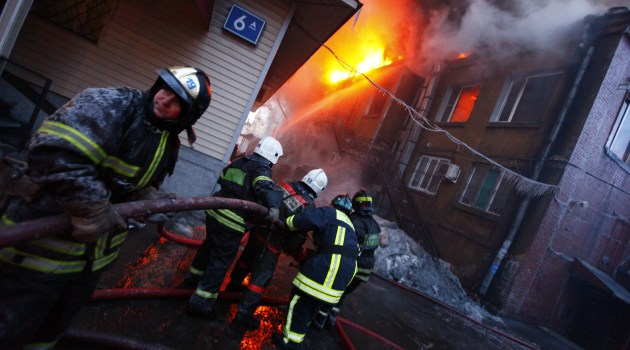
9, 0, 290, 160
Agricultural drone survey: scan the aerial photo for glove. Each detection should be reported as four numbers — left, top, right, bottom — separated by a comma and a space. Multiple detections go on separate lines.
127, 187, 176, 224
294, 247, 316, 264
69, 201, 127, 242
264, 207, 283, 227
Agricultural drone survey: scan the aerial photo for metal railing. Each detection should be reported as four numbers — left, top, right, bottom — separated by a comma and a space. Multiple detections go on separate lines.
0, 57, 52, 150
337, 134, 439, 258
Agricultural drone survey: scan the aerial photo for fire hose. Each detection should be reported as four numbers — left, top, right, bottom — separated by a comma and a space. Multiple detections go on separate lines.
0, 196, 269, 248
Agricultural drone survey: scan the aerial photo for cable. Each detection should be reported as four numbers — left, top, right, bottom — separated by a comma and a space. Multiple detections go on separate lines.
294, 22, 558, 199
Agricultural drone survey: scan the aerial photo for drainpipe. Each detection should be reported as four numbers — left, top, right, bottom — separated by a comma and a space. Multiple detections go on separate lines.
478, 45, 595, 295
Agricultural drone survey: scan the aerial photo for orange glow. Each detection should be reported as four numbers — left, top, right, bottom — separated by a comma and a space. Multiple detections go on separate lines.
450, 86, 480, 122
231, 305, 285, 350
456, 52, 469, 59
327, 48, 395, 84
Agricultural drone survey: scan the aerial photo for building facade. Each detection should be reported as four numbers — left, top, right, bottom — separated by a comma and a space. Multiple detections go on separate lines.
0, 0, 361, 195
328, 6, 630, 348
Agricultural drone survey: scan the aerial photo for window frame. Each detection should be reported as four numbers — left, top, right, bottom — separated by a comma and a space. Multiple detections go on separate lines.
32, 0, 118, 43
606, 92, 630, 167
458, 164, 512, 215
490, 71, 563, 124
436, 83, 481, 123
364, 78, 398, 118
407, 155, 450, 195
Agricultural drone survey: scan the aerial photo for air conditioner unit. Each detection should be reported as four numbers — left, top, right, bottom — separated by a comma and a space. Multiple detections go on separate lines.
445, 164, 460, 183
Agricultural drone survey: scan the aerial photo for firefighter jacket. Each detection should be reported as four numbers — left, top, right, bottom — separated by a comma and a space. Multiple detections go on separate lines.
0, 87, 180, 280
272, 180, 316, 255
285, 206, 358, 304
350, 213, 381, 281
206, 154, 277, 234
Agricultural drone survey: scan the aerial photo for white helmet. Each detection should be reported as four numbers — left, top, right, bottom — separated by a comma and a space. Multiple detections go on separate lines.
301, 168, 327, 196
254, 136, 283, 164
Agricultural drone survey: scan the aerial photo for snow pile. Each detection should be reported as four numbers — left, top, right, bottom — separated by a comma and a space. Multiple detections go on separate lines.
373, 216, 498, 323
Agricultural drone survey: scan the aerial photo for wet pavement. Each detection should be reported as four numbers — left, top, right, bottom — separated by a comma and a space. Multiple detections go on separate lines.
55, 222, 583, 350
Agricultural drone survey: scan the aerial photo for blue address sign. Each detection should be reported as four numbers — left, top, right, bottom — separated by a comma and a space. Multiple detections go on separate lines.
223, 4, 266, 46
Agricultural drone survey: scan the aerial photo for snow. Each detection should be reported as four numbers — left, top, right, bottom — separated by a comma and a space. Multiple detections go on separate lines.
373, 215, 500, 323
167, 209, 499, 323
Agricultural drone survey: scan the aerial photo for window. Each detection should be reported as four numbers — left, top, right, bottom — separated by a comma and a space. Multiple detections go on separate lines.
408, 156, 450, 195
32, 0, 118, 43
492, 72, 562, 123
459, 165, 512, 215
438, 84, 481, 122
607, 93, 630, 165
365, 80, 395, 117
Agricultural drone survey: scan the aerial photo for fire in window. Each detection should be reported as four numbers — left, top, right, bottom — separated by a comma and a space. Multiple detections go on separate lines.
439, 85, 481, 123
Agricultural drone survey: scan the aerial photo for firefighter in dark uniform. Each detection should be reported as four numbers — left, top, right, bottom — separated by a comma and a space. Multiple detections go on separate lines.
186, 136, 284, 319
272, 194, 358, 350
228, 168, 328, 329
312, 189, 382, 330
0, 66, 212, 350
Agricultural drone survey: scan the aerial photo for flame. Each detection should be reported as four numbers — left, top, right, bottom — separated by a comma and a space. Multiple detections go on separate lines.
456, 52, 469, 59
327, 48, 395, 84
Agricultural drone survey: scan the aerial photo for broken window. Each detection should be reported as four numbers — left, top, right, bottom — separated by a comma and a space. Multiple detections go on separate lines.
31, 0, 119, 43
438, 84, 481, 123
407, 155, 450, 195
492, 72, 562, 123
606, 93, 630, 165
459, 164, 512, 215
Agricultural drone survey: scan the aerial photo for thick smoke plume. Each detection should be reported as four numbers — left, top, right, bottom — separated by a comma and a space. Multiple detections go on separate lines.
243, 0, 623, 202
411, 0, 618, 74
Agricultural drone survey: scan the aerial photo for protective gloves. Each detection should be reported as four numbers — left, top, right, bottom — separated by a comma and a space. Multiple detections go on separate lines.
68, 201, 127, 242
264, 207, 284, 228
127, 187, 177, 224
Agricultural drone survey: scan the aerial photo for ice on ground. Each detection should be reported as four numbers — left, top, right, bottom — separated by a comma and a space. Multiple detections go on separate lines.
373, 215, 500, 323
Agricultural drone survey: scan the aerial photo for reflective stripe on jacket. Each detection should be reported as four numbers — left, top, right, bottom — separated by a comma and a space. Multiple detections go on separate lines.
0, 87, 179, 279
209, 154, 276, 226
285, 207, 358, 304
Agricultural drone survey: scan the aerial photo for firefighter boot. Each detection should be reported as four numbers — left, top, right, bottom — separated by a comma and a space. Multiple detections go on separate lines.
325, 313, 337, 330
310, 308, 328, 330
272, 333, 302, 350
233, 311, 260, 330
187, 293, 214, 319
325, 306, 339, 329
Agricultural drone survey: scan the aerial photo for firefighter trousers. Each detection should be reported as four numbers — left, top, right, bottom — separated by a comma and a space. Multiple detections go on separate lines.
191, 216, 245, 299
0, 263, 101, 350
281, 288, 328, 347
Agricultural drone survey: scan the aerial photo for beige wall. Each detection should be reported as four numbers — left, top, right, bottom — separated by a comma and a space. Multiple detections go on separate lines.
9, 0, 291, 160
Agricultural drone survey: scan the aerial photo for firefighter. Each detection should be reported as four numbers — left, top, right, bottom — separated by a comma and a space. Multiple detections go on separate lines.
312, 189, 382, 330
272, 194, 358, 350
0, 66, 212, 350
185, 136, 284, 319
228, 168, 328, 329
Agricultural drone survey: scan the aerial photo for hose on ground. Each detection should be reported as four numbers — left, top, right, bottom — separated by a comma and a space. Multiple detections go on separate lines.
63, 327, 175, 350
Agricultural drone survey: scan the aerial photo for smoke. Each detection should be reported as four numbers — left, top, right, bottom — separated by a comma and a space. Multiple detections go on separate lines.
410, 0, 617, 74
245, 0, 622, 204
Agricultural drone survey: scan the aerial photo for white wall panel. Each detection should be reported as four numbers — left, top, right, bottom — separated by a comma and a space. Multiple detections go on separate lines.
9, 0, 291, 160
